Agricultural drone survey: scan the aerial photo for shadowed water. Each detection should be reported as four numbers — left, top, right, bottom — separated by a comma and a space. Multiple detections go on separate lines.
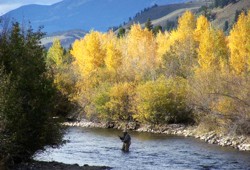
34, 127, 250, 170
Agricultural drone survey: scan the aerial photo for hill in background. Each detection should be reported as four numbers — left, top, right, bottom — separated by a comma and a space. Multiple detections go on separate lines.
211, 0, 250, 32
1, 0, 188, 33
127, 1, 211, 28
41, 30, 86, 49
120, 0, 250, 33
32, 0, 250, 48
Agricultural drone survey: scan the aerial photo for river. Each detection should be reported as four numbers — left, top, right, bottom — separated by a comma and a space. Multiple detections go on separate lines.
34, 127, 250, 170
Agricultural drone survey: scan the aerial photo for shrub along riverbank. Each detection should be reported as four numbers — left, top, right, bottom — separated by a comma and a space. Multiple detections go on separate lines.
63, 120, 250, 151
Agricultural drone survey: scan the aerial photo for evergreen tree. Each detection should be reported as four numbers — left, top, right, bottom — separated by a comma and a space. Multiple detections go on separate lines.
117, 27, 126, 38
145, 18, 153, 31
0, 22, 62, 166
235, 10, 241, 22
223, 20, 229, 32
153, 25, 163, 35
165, 20, 177, 31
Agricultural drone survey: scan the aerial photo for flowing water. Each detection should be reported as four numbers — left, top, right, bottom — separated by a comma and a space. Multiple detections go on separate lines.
34, 127, 250, 170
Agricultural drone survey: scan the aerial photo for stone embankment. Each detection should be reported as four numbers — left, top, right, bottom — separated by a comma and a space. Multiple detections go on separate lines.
62, 120, 250, 151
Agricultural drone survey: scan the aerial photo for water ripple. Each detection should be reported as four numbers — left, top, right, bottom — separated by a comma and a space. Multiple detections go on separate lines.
34, 127, 250, 170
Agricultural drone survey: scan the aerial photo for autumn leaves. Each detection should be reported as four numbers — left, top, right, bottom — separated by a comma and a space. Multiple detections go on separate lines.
48, 11, 250, 133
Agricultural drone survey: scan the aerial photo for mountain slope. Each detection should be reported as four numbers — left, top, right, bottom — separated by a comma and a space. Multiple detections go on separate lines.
211, 0, 250, 30
122, 1, 209, 30
41, 29, 86, 49
131, 1, 207, 24
125, 0, 250, 32
2, 0, 188, 33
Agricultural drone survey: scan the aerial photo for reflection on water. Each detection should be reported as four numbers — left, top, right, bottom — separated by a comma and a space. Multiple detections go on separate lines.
34, 127, 250, 170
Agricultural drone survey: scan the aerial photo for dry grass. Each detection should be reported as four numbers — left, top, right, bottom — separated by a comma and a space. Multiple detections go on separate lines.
128, 0, 250, 31
212, 0, 250, 29
125, 1, 211, 29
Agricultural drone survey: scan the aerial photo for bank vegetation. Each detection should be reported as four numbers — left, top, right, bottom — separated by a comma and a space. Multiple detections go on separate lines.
48, 11, 250, 138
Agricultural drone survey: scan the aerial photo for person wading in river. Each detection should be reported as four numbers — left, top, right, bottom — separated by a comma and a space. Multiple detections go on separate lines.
119, 130, 131, 152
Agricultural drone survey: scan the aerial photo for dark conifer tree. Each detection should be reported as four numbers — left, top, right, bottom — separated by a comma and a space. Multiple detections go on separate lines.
0, 21, 62, 167
145, 18, 153, 31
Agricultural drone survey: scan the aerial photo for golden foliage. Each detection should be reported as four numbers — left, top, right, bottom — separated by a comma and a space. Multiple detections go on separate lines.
56, 11, 250, 134
125, 24, 158, 81
104, 32, 122, 75
196, 28, 229, 73
194, 15, 209, 42
156, 31, 171, 63
162, 11, 197, 78
171, 11, 196, 42
228, 12, 250, 75
47, 39, 64, 67
134, 76, 189, 124
71, 31, 105, 77
47, 39, 75, 97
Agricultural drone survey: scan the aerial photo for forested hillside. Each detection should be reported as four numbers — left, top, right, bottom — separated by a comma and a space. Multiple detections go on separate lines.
48, 10, 250, 136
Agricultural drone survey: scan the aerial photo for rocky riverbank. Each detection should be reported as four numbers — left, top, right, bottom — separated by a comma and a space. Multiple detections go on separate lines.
63, 120, 250, 151
12, 160, 111, 170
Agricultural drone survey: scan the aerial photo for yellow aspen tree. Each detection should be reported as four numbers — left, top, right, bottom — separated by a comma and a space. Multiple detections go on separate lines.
172, 11, 196, 42
71, 31, 107, 101
47, 39, 76, 97
101, 30, 116, 49
71, 30, 105, 77
46, 39, 64, 68
156, 31, 171, 64
127, 24, 156, 60
100, 31, 122, 72
216, 30, 229, 72
46, 39, 64, 86
247, 11, 250, 73
194, 15, 210, 42
105, 41, 122, 72
197, 28, 214, 72
118, 33, 134, 81
163, 11, 197, 78
104, 32, 123, 81
197, 28, 228, 72
228, 12, 250, 75
70, 38, 85, 75
84, 31, 105, 72
126, 24, 157, 81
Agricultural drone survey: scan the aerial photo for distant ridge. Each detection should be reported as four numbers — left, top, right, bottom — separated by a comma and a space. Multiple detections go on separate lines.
124, 1, 208, 29
1, 0, 188, 33
122, 0, 250, 33
41, 29, 86, 49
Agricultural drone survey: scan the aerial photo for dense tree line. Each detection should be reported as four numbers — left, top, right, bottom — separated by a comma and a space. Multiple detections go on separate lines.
49, 11, 250, 136
0, 21, 62, 168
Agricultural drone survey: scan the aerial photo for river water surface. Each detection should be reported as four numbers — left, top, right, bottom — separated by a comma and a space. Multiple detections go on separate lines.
34, 127, 250, 170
